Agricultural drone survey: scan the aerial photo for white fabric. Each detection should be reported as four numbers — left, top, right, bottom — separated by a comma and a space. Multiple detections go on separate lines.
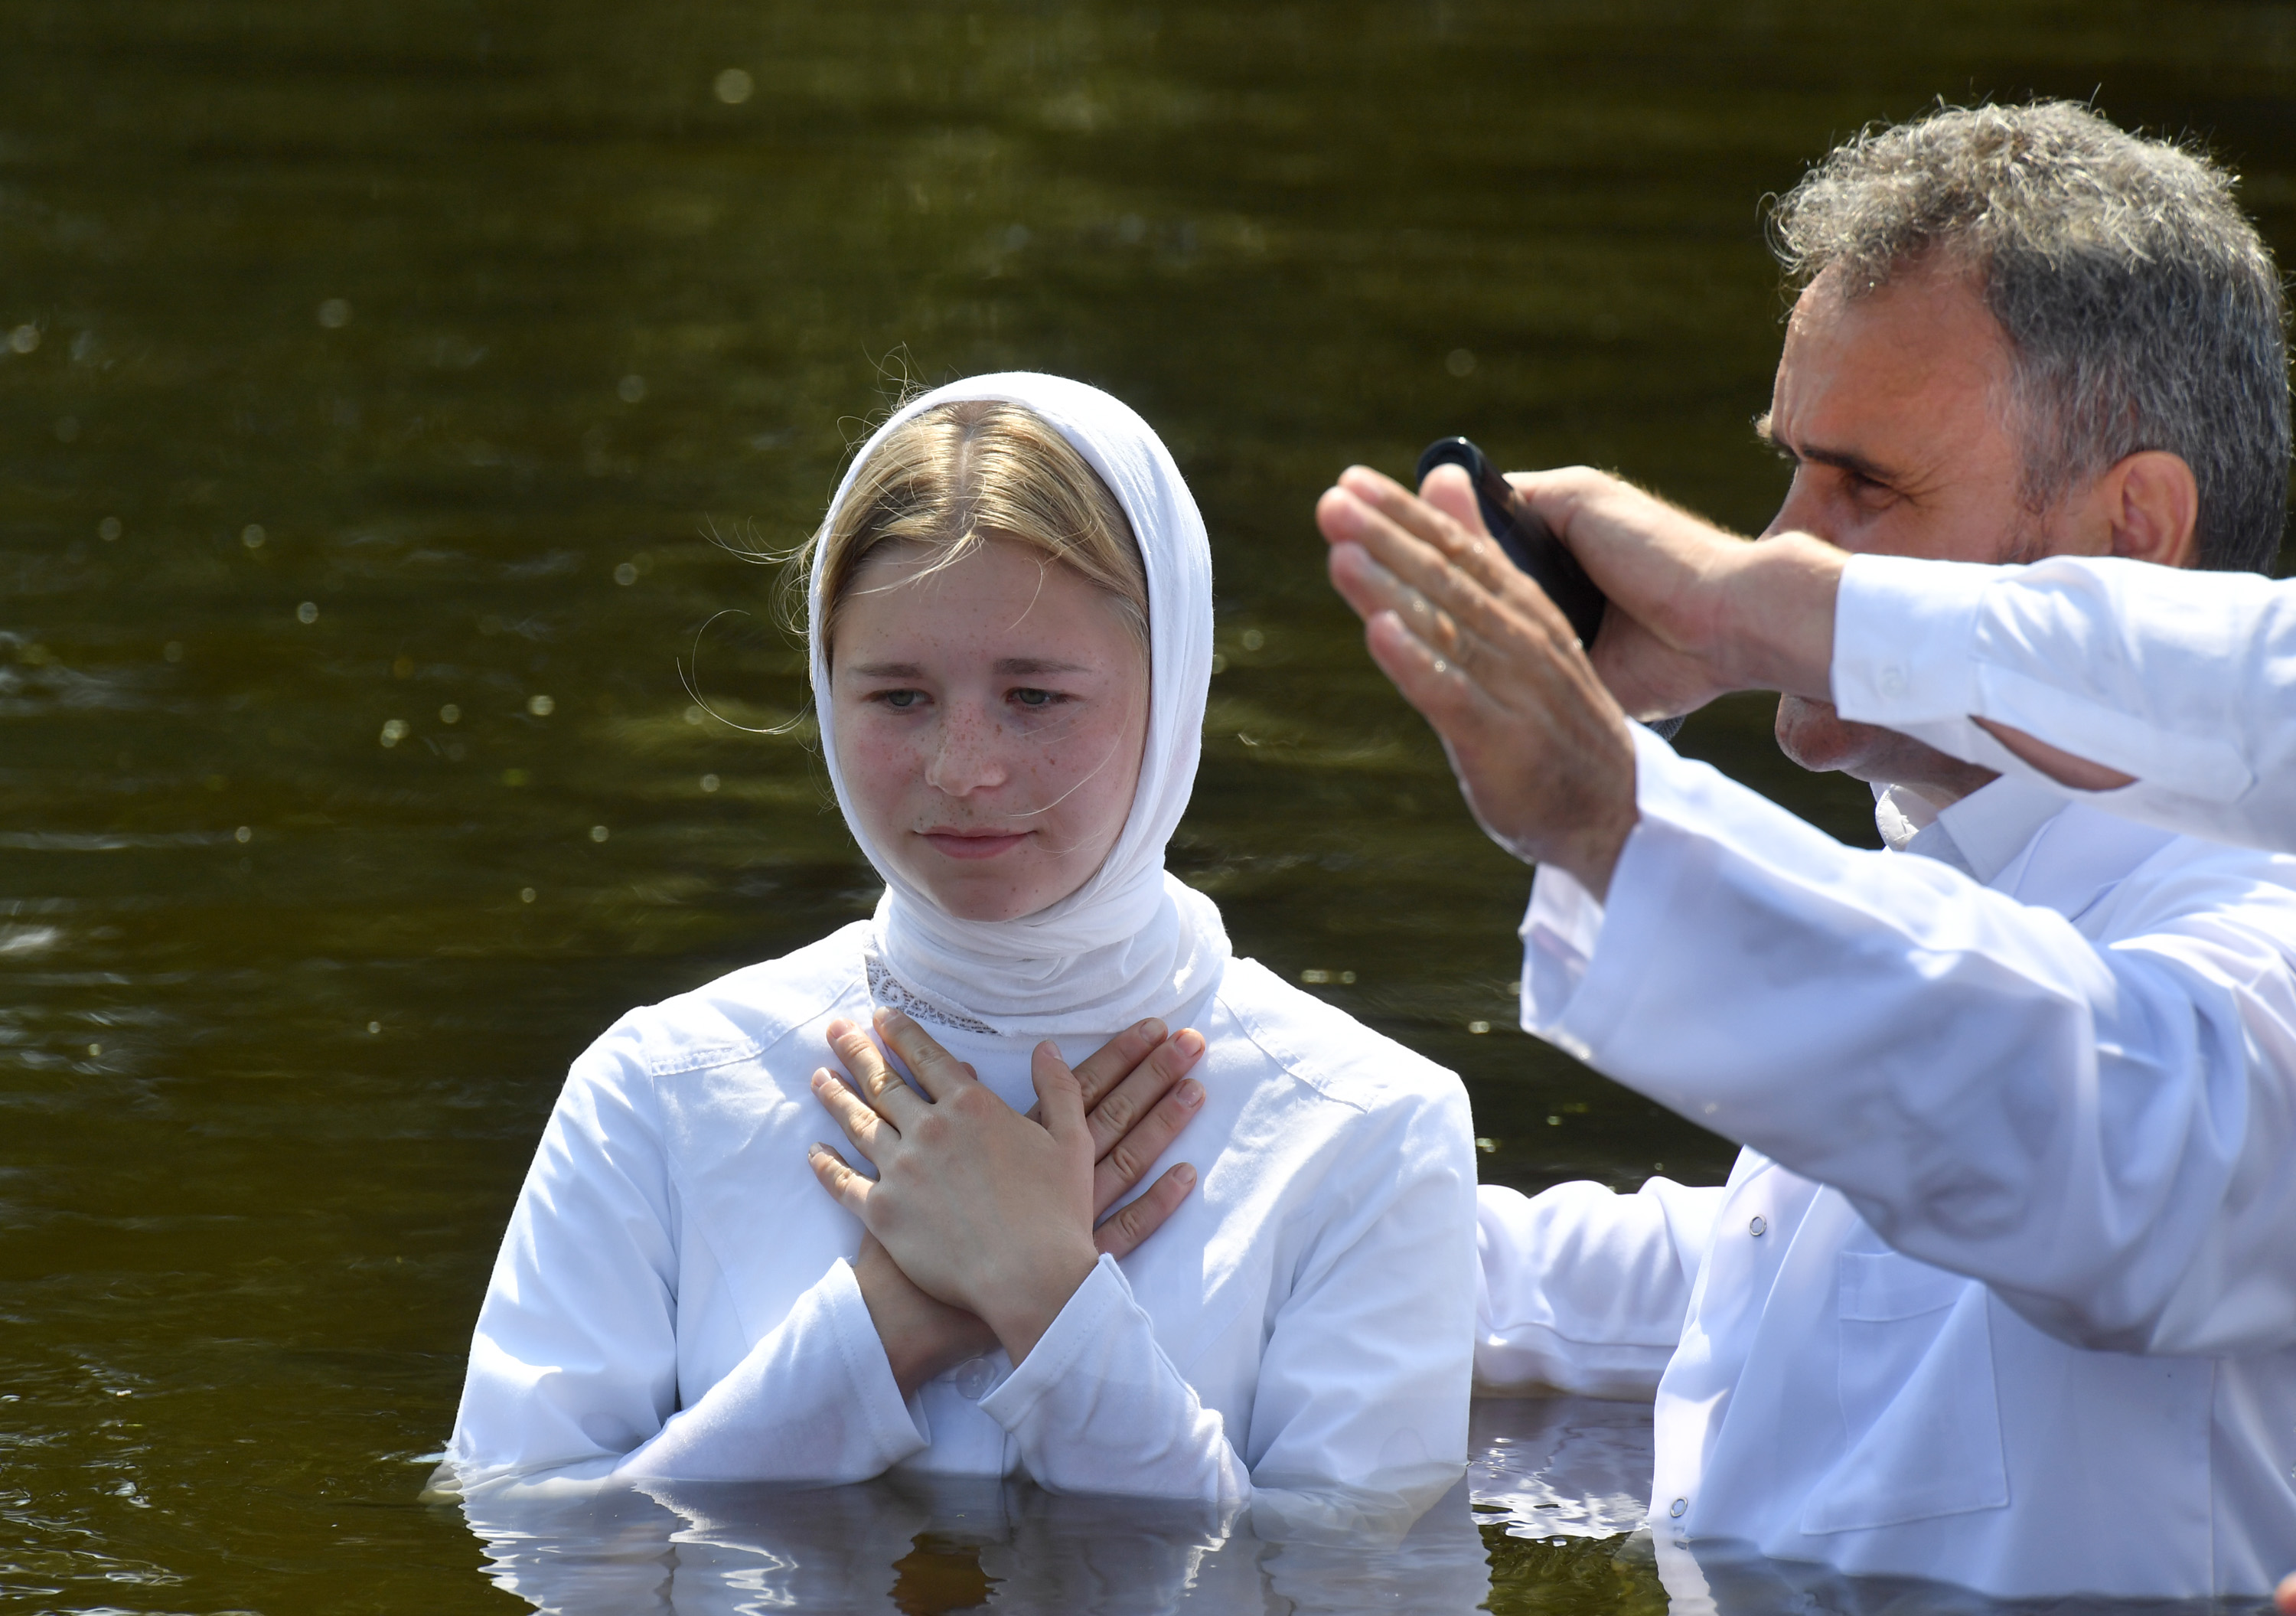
1831, 550, 2296, 854
810, 372, 1225, 1038
1482, 726, 2296, 1598
442, 934, 1477, 1523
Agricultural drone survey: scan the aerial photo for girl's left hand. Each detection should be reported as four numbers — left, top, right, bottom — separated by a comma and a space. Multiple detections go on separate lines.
809, 1008, 1198, 1366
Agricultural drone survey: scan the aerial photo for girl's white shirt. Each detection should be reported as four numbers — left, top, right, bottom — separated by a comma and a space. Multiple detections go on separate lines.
442, 923, 1476, 1524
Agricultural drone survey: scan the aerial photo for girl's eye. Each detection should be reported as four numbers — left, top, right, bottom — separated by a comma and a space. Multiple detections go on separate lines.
880, 690, 923, 710
1011, 687, 1057, 708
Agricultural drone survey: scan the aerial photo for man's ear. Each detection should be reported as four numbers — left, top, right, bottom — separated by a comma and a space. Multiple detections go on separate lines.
2102, 450, 2200, 568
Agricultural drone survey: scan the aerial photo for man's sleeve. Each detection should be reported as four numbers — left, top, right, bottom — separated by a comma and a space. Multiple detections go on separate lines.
1829, 552, 2296, 853
1520, 728, 2296, 1359
1473, 1177, 1725, 1399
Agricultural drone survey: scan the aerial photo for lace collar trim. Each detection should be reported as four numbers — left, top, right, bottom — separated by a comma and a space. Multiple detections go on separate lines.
863, 943, 996, 1037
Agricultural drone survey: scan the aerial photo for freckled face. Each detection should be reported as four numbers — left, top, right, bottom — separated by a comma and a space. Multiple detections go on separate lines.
830, 536, 1150, 923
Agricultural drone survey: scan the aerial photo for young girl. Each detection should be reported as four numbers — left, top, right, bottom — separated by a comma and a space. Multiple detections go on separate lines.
442, 374, 1476, 1518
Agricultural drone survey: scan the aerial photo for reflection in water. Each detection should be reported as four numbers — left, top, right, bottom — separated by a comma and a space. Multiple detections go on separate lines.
458, 1397, 2227, 1616
448, 1401, 1635, 1612
463, 1469, 1493, 1614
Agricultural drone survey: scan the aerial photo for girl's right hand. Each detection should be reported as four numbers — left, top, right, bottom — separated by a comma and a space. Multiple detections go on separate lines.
830, 1014, 1208, 1394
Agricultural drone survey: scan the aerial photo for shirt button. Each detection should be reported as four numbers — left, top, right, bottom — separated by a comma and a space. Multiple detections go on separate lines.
1749, 1216, 1767, 1236
954, 1358, 994, 1401
1670, 1497, 1688, 1518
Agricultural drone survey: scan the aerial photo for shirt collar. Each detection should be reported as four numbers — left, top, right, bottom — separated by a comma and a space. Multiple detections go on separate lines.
1874, 772, 2070, 886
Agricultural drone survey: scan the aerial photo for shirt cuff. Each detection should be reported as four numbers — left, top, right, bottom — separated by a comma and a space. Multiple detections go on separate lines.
1520, 726, 1718, 1066
1520, 865, 1606, 1046
974, 1253, 1133, 1431
820, 1256, 934, 1455
1831, 552, 1997, 726
1522, 724, 1704, 1058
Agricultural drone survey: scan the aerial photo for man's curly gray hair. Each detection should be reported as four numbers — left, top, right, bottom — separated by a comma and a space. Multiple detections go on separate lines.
1769, 100, 2290, 573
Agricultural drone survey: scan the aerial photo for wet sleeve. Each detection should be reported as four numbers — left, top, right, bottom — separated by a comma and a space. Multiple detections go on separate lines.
1831, 552, 2296, 854
1473, 1177, 1724, 1399
1520, 728, 2296, 1357
446, 1029, 926, 1493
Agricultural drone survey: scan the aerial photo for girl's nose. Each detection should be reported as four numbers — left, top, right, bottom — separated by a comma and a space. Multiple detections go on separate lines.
924, 705, 1009, 797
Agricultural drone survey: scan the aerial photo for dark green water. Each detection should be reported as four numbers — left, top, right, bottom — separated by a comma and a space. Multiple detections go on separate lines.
2, 2, 2291, 1610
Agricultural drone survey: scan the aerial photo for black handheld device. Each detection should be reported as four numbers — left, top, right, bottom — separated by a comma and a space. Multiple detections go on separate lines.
1414, 436, 1684, 740
1415, 436, 1608, 645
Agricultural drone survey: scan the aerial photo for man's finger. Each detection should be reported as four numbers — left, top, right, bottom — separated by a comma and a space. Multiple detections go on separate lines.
1345, 463, 1548, 607
872, 1007, 979, 1102
810, 1069, 892, 1161
825, 1017, 925, 1125
1320, 482, 1580, 666
1068, 1017, 1167, 1111
1093, 1076, 1205, 1214
1085, 1027, 1205, 1158
1362, 608, 1521, 755
1094, 1163, 1197, 1259
807, 1141, 874, 1219
1326, 540, 1498, 682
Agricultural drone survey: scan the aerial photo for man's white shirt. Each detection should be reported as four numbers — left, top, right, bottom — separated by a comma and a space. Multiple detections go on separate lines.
1479, 727, 2296, 1598
1831, 551, 2296, 853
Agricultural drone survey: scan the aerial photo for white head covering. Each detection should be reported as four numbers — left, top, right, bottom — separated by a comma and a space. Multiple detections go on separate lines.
807, 373, 1231, 1040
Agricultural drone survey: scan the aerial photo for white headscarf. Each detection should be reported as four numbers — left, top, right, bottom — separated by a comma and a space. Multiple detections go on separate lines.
807, 373, 1231, 1040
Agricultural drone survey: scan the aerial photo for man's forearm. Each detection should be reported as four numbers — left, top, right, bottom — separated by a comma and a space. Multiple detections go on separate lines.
1711, 532, 1842, 699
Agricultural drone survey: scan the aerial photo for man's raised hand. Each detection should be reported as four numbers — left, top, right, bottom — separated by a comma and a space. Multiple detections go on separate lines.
1316, 463, 1640, 896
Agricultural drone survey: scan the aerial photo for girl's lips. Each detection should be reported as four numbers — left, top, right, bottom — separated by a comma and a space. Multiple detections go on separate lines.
919, 830, 1029, 861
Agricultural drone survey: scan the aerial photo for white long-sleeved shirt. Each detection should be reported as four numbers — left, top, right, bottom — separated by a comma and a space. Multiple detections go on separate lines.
1831, 551, 2296, 852
442, 923, 1477, 1529
1478, 728, 2296, 1598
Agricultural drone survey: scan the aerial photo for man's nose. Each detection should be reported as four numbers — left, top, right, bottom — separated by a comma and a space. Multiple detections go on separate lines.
924, 704, 1009, 796
1760, 469, 1817, 541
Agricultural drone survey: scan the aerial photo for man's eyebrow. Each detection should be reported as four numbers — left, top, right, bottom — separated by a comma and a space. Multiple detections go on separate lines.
1752, 415, 1903, 484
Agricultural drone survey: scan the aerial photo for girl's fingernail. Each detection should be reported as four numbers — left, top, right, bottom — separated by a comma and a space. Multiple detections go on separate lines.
1178, 1079, 1203, 1108
1176, 1029, 1205, 1058
1139, 1018, 1166, 1043
1174, 1163, 1196, 1187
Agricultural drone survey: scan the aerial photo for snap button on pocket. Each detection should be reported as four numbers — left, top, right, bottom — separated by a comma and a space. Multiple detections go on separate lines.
1749, 1216, 1766, 1236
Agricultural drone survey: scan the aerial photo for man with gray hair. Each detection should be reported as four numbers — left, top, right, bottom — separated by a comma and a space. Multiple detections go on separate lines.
1316, 101, 2296, 1598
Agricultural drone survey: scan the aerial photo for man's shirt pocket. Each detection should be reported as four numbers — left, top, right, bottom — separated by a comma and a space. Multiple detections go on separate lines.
1801, 1249, 2011, 1535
